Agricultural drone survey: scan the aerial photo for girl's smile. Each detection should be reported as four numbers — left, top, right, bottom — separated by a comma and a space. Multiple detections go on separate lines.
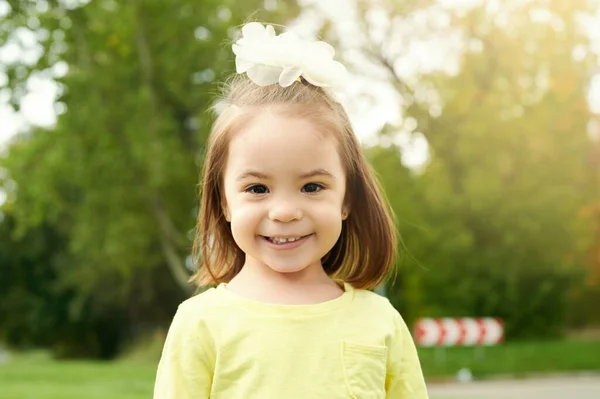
261, 234, 313, 249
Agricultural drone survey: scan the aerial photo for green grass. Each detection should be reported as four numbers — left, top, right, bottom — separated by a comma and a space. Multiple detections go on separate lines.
1, 339, 599, 398
419, 339, 600, 380
0, 351, 155, 399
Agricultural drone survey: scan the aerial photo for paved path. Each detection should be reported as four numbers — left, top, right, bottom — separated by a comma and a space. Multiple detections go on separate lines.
428, 375, 600, 399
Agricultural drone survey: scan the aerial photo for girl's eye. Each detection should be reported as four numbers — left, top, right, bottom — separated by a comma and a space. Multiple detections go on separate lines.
245, 184, 269, 194
302, 183, 324, 193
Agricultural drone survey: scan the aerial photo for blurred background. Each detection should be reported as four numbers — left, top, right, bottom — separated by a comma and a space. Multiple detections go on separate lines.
1, 0, 600, 398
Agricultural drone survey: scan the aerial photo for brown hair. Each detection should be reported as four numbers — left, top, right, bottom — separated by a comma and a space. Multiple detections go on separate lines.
189, 75, 398, 290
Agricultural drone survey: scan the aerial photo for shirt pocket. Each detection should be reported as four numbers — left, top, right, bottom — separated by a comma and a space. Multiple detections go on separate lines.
341, 341, 388, 399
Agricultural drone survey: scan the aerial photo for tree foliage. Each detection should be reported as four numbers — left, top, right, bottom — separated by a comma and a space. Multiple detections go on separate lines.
354, 0, 600, 338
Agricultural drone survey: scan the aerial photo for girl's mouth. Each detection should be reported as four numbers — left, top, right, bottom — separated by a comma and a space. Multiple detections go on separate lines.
266, 236, 303, 244
261, 234, 311, 248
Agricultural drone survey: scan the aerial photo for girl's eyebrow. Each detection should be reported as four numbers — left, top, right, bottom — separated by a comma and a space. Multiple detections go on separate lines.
236, 168, 335, 181
236, 171, 269, 181
299, 168, 335, 179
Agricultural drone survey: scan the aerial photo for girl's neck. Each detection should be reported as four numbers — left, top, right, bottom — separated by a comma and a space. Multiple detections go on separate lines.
225, 260, 344, 305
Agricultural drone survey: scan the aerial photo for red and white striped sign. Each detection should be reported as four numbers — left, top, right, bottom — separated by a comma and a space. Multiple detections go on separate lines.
414, 318, 504, 347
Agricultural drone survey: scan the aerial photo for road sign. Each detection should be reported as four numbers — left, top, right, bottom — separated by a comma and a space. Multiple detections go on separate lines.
414, 317, 504, 347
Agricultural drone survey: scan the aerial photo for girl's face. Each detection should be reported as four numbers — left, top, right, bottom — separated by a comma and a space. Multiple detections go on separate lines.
222, 110, 348, 278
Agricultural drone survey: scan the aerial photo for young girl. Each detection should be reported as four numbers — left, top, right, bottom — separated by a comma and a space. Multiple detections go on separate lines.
154, 22, 429, 399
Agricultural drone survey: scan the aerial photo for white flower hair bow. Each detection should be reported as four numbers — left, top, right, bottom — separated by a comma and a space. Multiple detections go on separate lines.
232, 22, 348, 91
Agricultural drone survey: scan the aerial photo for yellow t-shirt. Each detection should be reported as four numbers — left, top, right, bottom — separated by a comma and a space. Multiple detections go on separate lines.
153, 282, 429, 398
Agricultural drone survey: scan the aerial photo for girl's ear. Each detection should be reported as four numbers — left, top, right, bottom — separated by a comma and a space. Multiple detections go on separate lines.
341, 196, 351, 220
342, 205, 350, 220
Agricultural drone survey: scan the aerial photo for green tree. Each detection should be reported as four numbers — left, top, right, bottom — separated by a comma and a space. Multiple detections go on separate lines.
357, 0, 599, 337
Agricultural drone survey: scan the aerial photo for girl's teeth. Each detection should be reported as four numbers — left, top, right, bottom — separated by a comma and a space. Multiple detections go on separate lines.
270, 237, 301, 244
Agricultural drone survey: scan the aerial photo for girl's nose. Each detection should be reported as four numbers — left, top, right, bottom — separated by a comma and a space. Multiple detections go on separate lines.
268, 201, 303, 222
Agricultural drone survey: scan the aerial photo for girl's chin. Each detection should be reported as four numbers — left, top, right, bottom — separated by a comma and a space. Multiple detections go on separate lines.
258, 260, 323, 276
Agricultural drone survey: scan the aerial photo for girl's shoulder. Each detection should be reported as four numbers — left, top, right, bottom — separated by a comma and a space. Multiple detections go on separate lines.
177, 286, 225, 314
340, 285, 412, 343
339, 284, 407, 329
167, 286, 233, 335
351, 286, 398, 315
